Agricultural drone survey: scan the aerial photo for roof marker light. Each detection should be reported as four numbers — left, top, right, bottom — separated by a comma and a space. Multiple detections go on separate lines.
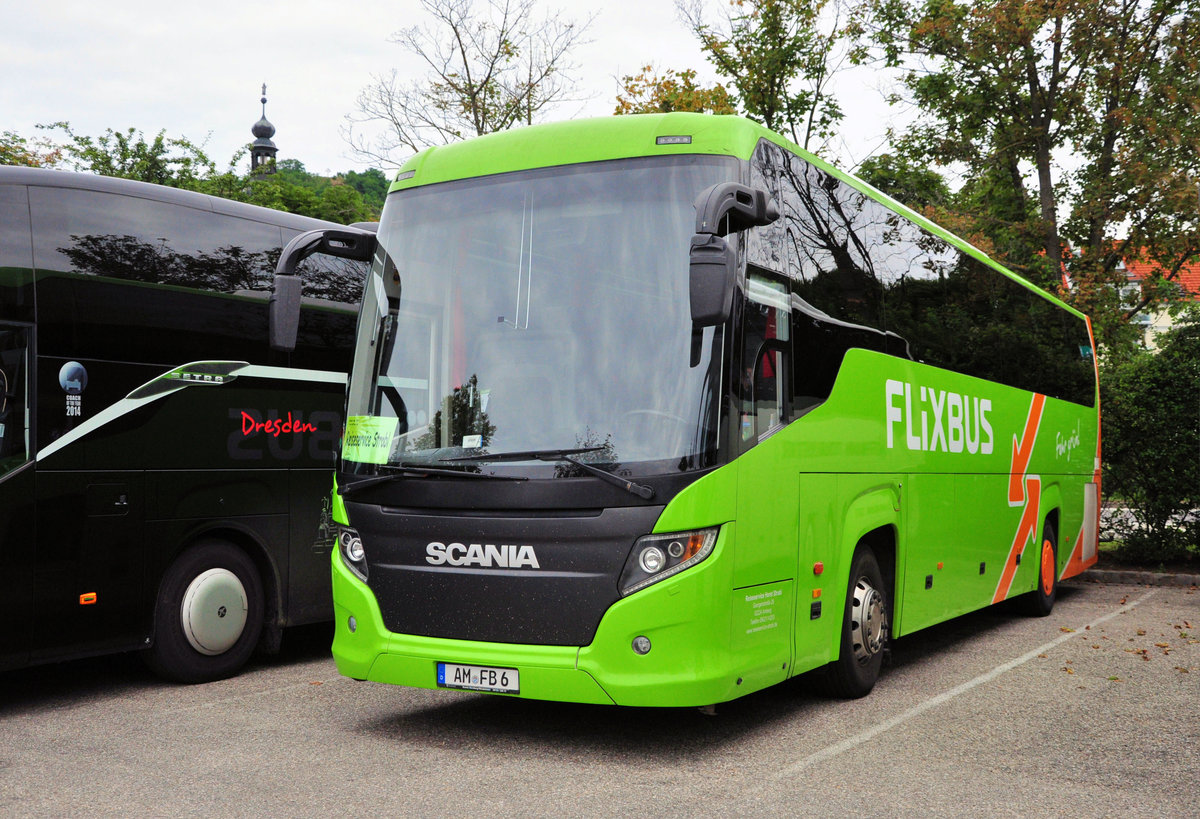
656, 135, 692, 145
395, 170, 416, 181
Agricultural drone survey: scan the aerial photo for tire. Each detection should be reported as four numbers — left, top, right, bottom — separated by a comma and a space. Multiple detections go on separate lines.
1020, 521, 1058, 617
821, 545, 889, 699
143, 539, 265, 683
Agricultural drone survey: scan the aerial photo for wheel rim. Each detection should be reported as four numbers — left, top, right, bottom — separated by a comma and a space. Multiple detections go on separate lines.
1040, 538, 1056, 597
850, 576, 886, 663
180, 568, 248, 656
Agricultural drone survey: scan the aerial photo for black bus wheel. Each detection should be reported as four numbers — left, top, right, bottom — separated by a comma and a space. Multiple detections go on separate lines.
821, 545, 889, 699
143, 539, 265, 683
1020, 522, 1058, 617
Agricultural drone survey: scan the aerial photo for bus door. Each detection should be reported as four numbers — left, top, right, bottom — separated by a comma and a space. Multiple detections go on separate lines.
0, 325, 34, 669
33, 357, 146, 660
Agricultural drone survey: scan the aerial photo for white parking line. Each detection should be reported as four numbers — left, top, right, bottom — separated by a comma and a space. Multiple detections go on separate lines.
775, 588, 1160, 778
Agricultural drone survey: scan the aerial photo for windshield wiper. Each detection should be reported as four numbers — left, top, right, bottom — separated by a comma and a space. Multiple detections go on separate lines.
442, 447, 655, 500
337, 463, 528, 497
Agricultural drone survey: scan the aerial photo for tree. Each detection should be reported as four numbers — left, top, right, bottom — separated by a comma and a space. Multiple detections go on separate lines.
0, 130, 62, 167
1100, 304, 1200, 563
317, 183, 376, 224
38, 122, 217, 188
614, 66, 737, 115
856, 152, 950, 209
18, 123, 382, 223
343, 168, 390, 214
852, 0, 1200, 353
678, 0, 847, 151
344, 0, 593, 166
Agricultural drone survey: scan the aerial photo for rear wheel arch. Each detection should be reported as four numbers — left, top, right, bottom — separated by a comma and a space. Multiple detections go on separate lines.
1021, 512, 1061, 617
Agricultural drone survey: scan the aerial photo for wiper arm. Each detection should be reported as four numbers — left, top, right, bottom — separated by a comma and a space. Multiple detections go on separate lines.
559, 454, 656, 500
337, 464, 528, 497
442, 447, 655, 500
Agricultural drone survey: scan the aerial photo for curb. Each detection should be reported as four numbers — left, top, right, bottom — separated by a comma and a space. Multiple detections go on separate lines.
1078, 569, 1200, 588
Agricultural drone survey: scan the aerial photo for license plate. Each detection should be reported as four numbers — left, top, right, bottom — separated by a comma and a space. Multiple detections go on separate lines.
437, 662, 519, 694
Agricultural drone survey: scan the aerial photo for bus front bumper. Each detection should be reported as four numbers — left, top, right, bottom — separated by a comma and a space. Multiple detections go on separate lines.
330, 540, 782, 708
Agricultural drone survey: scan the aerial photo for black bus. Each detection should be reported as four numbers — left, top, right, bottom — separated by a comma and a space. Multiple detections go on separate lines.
0, 167, 366, 682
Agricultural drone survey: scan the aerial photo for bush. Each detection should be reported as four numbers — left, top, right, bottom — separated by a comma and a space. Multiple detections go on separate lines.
1100, 307, 1200, 563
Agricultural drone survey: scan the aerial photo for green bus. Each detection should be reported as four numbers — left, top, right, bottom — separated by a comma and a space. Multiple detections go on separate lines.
273, 113, 1100, 706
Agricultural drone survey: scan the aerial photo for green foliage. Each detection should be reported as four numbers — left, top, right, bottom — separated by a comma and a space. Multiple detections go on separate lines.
855, 152, 949, 209
614, 66, 737, 115
680, 0, 846, 150
343, 169, 390, 214
1100, 306, 1200, 563
39, 122, 217, 188
1, 130, 62, 167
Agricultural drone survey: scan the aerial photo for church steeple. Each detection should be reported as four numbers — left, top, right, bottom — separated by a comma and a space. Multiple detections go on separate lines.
250, 84, 278, 174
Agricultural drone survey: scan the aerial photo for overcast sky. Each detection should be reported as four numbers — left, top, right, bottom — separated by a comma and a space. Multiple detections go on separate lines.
4, 0, 906, 176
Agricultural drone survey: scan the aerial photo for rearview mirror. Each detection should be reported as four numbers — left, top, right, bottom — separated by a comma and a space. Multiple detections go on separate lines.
689, 234, 736, 327
689, 183, 778, 327
269, 227, 378, 352
693, 182, 779, 237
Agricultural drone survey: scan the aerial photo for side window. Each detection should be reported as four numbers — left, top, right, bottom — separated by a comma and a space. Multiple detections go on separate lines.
780, 151, 887, 333
0, 326, 30, 473
746, 141, 785, 273
740, 271, 790, 445
774, 147, 1094, 407
29, 187, 282, 293
29, 187, 282, 364
886, 251, 1095, 405
778, 152, 890, 413
0, 185, 35, 323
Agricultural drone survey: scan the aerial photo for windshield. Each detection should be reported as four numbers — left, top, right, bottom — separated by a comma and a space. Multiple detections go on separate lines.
344, 155, 737, 478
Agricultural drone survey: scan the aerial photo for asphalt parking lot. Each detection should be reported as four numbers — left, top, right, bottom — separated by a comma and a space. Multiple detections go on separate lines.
1, 579, 1196, 817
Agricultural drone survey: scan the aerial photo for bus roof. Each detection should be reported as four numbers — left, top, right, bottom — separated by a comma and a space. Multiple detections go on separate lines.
0, 166, 345, 233
390, 113, 773, 193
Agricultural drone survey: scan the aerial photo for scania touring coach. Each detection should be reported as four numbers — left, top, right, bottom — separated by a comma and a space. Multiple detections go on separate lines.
272, 113, 1100, 707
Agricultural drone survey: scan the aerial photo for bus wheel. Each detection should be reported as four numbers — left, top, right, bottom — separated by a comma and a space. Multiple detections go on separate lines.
143, 539, 264, 683
1020, 522, 1058, 617
822, 546, 889, 699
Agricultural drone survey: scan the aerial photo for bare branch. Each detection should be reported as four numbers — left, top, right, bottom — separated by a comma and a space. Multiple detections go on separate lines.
345, 0, 593, 166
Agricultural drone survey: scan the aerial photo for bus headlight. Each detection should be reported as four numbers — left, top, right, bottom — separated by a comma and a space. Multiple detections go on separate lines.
338, 526, 368, 582
618, 527, 718, 596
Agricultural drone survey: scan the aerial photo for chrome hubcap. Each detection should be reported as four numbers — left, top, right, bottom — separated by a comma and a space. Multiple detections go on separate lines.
850, 577, 887, 663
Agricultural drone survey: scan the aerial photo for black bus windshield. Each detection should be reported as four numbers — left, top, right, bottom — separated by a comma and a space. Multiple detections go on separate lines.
345, 156, 739, 478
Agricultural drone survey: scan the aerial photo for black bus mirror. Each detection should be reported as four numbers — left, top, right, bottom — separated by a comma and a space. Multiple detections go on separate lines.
689, 234, 736, 327
269, 227, 378, 352
693, 182, 779, 237
688, 183, 777, 327
269, 275, 304, 352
